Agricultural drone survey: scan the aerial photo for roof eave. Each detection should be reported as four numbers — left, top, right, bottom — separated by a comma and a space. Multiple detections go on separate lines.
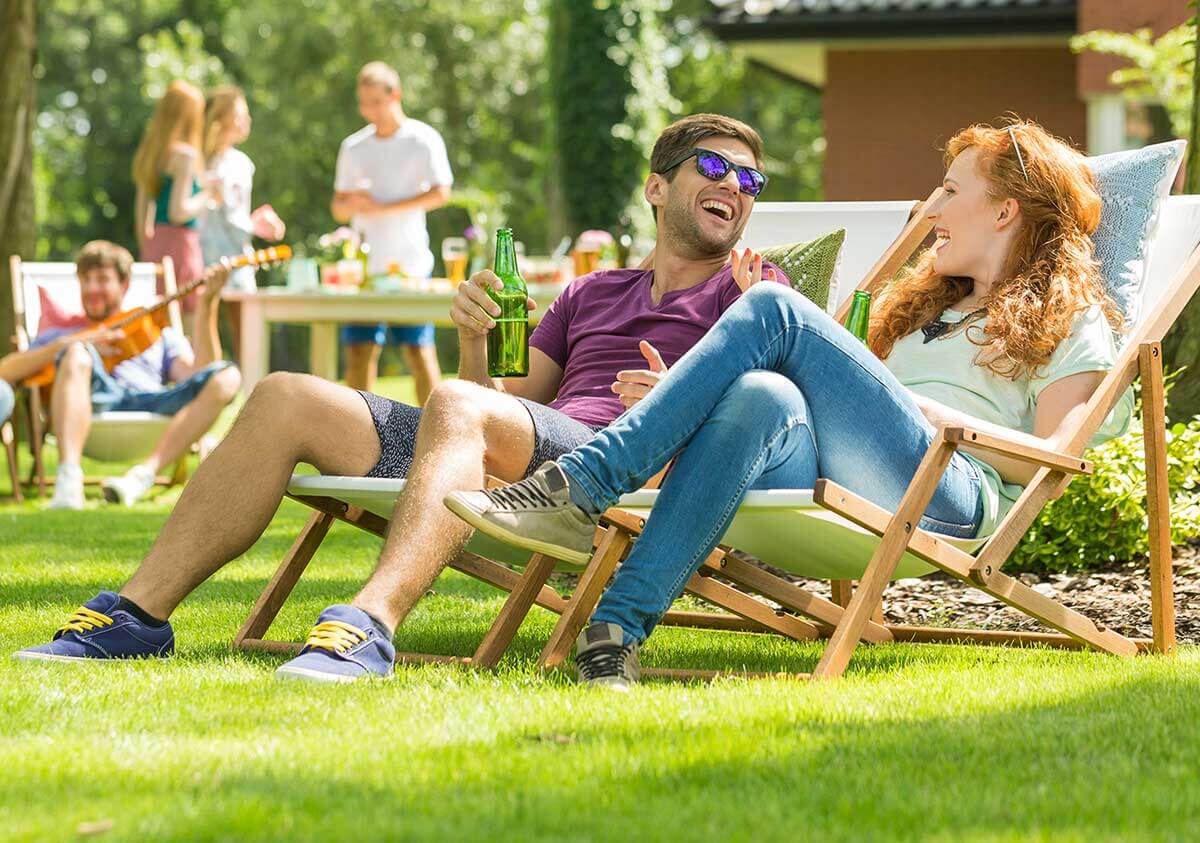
708, 6, 1077, 42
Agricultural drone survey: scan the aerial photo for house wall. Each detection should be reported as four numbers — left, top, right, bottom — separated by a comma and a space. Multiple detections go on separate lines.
822, 46, 1086, 200
1077, 0, 1191, 98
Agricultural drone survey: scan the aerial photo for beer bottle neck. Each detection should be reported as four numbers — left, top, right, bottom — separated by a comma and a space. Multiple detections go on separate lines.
494, 233, 518, 278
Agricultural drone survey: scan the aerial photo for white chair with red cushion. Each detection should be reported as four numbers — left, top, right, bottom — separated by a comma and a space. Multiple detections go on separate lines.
7, 255, 187, 495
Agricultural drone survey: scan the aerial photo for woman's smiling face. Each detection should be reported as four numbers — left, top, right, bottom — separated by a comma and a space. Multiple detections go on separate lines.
927, 147, 1009, 279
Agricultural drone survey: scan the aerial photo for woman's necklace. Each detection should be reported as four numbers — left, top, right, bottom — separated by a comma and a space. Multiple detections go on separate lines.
921, 308, 986, 343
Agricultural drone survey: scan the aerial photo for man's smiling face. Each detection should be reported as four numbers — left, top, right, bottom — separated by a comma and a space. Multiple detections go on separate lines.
653, 135, 759, 257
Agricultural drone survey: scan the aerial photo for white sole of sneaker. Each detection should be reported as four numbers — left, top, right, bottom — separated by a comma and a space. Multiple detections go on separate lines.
274, 665, 385, 684
13, 651, 95, 663
443, 496, 593, 566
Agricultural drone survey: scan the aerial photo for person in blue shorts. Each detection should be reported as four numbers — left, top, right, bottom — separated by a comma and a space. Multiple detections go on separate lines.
0, 241, 240, 509
331, 61, 453, 401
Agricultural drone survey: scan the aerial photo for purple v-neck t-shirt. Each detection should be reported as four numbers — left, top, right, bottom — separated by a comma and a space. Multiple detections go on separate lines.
530, 265, 787, 428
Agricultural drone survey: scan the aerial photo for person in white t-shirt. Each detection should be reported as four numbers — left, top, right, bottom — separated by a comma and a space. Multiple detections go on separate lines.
331, 61, 453, 401
200, 85, 286, 359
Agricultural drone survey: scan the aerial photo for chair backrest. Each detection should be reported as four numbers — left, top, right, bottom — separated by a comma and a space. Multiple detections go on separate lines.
1140, 195, 1200, 331
741, 200, 917, 313
8, 256, 181, 352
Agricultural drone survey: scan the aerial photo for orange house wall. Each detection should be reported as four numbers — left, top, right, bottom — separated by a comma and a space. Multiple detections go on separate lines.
822, 46, 1086, 200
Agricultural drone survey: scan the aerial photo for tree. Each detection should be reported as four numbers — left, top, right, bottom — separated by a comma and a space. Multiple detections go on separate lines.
1, 0, 37, 356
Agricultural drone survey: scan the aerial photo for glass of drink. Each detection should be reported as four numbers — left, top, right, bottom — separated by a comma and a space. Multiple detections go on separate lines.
442, 237, 469, 283
572, 231, 606, 277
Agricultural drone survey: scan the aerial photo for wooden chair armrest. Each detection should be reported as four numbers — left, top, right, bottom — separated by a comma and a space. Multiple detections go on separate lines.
943, 426, 1091, 475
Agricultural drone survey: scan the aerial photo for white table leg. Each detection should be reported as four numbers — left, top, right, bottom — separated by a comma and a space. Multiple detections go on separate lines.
310, 323, 339, 383
239, 297, 268, 393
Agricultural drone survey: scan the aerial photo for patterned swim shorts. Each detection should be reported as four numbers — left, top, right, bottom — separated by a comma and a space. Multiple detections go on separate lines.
358, 391, 601, 480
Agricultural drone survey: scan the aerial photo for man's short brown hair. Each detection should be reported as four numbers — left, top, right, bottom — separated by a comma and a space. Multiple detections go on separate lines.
76, 240, 133, 283
357, 61, 401, 93
650, 113, 764, 178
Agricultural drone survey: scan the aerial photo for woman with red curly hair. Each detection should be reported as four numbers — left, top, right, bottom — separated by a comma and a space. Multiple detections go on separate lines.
453, 120, 1134, 687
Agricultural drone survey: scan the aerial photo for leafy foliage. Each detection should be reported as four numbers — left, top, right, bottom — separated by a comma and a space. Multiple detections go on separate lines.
1011, 381, 1200, 573
33, 1, 823, 264
1071, 24, 1195, 138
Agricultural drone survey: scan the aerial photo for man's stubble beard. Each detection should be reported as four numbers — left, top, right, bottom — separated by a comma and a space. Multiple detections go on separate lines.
660, 194, 743, 260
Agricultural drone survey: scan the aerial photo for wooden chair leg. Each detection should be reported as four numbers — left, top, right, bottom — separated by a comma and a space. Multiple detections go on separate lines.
832, 579, 886, 625
472, 553, 558, 668
1139, 342, 1176, 655
812, 436, 957, 680
2, 421, 21, 503
539, 526, 631, 669
29, 391, 46, 498
233, 510, 335, 647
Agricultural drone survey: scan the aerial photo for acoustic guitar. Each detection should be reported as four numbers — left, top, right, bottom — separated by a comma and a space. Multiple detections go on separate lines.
23, 245, 292, 388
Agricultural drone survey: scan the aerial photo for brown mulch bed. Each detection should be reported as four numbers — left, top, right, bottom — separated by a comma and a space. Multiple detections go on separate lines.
767, 539, 1200, 644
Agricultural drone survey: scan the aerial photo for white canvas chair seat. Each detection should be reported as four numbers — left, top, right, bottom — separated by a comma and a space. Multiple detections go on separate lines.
286, 475, 980, 581
7, 255, 185, 493
77, 412, 175, 463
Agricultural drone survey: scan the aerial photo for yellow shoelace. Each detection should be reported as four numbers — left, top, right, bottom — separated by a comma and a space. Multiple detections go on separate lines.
57, 606, 114, 635
304, 620, 367, 654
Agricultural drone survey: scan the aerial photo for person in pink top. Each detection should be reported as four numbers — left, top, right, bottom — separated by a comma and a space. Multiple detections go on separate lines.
17, 114, 788, 682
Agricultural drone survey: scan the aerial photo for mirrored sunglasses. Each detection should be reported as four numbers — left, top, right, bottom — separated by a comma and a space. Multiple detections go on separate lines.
660, 148, 767, 197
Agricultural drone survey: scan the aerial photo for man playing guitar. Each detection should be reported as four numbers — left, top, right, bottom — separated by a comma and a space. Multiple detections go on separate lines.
0, 240, 241, 509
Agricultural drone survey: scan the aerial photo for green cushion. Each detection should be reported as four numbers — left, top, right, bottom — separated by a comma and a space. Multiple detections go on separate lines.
760, 228, 845, 311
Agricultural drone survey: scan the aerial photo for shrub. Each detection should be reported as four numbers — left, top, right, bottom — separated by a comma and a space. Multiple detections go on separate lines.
1009, 379, 1200, 573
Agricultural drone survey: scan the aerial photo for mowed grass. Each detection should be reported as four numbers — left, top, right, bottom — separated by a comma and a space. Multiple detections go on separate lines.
2, 378, 1199, 842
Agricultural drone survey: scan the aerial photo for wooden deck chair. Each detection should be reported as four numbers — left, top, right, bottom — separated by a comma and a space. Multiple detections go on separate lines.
233, 200, 922, 667
8, 255, 191, 496
524, 190, 1200, 681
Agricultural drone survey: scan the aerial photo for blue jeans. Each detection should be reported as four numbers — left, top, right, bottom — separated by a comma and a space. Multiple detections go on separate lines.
77, 345, 234, 415
0, 378, 14, 425
558, 283, 984, 644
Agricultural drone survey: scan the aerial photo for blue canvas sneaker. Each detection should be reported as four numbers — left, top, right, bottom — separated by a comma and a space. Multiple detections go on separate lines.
13, 591, 174, 662
274, 605, 395, 684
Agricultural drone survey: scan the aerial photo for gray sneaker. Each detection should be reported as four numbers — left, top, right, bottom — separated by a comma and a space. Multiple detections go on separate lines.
443, 462, 598, 565
575, 622, 640, 691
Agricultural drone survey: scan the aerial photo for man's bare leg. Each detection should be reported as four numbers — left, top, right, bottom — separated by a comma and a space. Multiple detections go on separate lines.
344, 342, 381, 392
137, 366, 242, 475
121, 372, 381, 619
352, 379, 535, 631
50, 342, 95, 466
401, 343, 441, 406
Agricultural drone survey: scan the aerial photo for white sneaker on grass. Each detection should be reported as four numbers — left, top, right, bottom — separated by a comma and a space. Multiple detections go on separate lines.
101, 464, 156, 507
48, 464, 84, 511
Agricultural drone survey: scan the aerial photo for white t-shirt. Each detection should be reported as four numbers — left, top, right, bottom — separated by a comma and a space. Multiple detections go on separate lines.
334, 120, 453, 275
200, 148, 256, 291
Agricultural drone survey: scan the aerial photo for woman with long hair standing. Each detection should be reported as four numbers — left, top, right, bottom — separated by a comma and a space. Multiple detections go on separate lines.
200, 84, 285, 357
133, 80, 212, 315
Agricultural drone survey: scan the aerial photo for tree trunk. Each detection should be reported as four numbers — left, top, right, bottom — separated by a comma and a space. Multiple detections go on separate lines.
0, 0, 37, 357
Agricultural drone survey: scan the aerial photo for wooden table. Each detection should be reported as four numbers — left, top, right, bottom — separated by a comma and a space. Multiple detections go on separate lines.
222, 282, 563, 392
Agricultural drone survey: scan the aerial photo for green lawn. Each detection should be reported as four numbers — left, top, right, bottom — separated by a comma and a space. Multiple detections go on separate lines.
2, 379, 1198, 842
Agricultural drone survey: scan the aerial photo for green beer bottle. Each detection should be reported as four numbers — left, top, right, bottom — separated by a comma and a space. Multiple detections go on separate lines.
844, 290, 872, 344
487, 228, 529, 377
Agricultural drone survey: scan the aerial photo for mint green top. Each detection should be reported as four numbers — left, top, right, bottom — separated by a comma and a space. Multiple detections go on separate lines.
154, 173, 201, 229
884, 305, 1133, 537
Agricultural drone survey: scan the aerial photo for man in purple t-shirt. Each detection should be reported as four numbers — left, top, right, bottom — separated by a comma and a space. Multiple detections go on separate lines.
17, 114, 786, 681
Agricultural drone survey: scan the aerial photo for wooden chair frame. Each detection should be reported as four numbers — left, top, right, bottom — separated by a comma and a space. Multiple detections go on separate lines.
236, 188, 1190, 680
7, 255, 190, 497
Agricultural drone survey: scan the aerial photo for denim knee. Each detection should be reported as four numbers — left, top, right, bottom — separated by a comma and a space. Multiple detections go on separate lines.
741, 279, 823, 324
712, 370, 808, 434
